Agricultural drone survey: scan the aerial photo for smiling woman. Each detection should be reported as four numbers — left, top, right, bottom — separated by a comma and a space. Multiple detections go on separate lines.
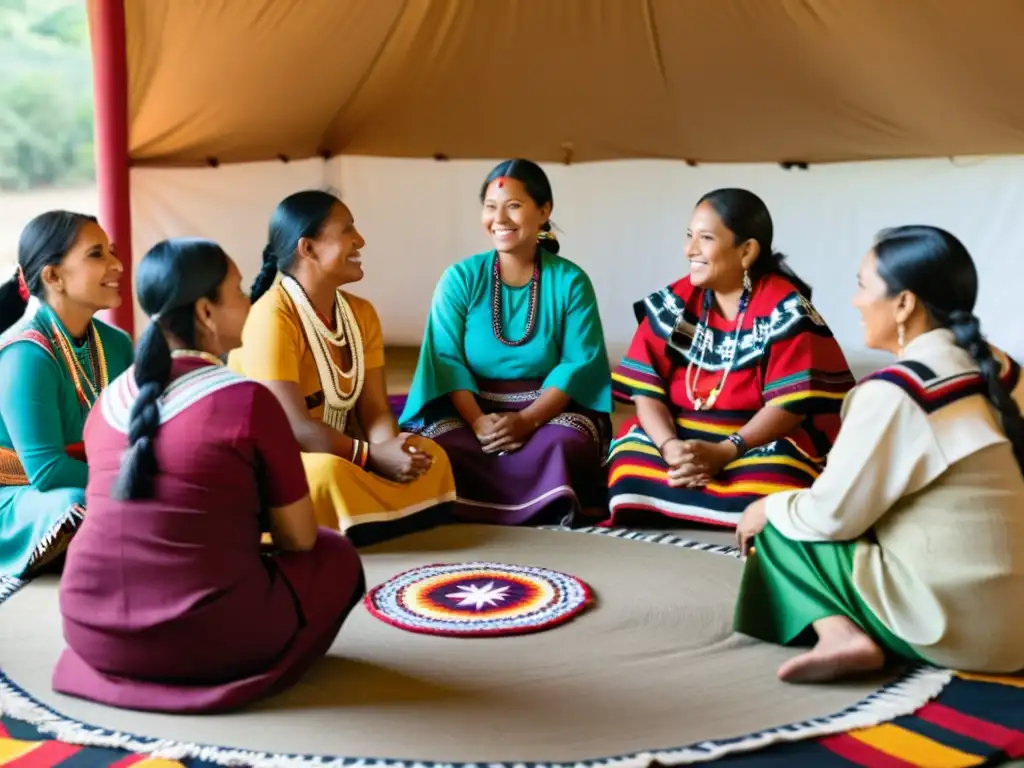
400, 159, 614, 526
0, 210, 134, 577
229, 190, 456, 546
607, 189, 854, 530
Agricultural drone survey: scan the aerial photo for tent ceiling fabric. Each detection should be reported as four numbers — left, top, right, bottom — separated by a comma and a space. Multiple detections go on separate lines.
101, 0, 1024, 167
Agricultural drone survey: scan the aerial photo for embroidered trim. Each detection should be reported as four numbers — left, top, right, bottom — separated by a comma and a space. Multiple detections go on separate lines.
645, 289, 829, 373
0, 446, 29, 486
0, 328, 57, 361
862, 362, 988, 415
478, 388, 543, 404
0, 525, 953, 768
22, 503, 84, 577
101, 365, 248, 434
0, 444, 84, 487
548, 412, 601, 445
0, 315, 109, 409
417, 417, 465, 440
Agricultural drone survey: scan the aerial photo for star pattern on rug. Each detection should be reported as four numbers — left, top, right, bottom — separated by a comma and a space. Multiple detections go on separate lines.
446, 581, 511, 610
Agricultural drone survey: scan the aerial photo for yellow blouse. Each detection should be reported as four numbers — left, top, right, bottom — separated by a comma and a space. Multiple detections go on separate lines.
229, 281, 384, 422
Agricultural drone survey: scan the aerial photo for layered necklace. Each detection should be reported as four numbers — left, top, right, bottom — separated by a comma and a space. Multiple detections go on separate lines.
491, 252, 540, 346
280, 275, 364, 433
49, 314, 108, 410
683, 288, 750, 412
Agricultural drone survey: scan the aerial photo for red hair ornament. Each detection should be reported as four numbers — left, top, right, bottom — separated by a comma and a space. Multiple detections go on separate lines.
16, 265, 29, 302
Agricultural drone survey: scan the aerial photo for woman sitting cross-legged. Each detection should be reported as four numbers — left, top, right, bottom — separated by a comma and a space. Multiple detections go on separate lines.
734, 225, 1024, 683
229, 190, 455, 546
0, 211, 133, 578
607, 188, 854, 529
53, 239, 365, 713
400, 159, 613, 526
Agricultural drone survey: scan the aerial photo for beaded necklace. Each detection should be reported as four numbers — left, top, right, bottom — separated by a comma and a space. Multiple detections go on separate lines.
683, 288, 750, 411
491, 252, 540, 347
49, 315, 108, 409
280, 275, 364, 433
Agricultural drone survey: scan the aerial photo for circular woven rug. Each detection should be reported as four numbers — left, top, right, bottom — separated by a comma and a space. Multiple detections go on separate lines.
0, 525, 951, 767
365, 561, 592, 636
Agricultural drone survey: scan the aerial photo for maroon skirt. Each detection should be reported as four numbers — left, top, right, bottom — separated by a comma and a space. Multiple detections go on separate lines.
52, 528, 365, 713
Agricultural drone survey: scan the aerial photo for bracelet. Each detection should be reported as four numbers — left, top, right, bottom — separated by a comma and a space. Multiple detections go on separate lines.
725, 432, 747, 457
350, 439, 370, 469
657, 436, 678, 453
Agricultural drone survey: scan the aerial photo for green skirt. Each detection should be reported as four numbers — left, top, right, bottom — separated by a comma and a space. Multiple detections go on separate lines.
733, 522, 924, 662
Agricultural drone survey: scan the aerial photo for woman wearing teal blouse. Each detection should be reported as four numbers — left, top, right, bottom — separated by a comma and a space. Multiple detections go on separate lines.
401, 159, 613, 526
0, 211, 133, 577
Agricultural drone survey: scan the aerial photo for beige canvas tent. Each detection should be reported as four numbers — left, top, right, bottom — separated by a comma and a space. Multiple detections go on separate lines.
86, 0, 1024, 360
112, 0, 1024, 167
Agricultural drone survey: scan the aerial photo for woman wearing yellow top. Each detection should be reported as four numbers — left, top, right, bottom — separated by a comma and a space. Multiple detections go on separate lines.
230, 190, 455, 546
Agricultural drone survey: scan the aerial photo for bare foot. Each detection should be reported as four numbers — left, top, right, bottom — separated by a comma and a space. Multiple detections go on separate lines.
778, 620, 886, 684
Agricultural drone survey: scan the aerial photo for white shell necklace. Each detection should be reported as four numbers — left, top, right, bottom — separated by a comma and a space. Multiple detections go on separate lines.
281, 275, 364, 432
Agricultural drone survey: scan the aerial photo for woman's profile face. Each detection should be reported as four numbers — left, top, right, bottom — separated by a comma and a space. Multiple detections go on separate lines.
308, 203, 366, 285
852, 249, 901, 353
481, 177, 550, 254
203, 258, 251, 355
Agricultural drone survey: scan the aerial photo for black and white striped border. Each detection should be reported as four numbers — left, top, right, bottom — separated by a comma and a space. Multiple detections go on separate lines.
0, 526, 952, 768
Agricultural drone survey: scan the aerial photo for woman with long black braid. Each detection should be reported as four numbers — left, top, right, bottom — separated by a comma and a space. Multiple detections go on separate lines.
734, 225, 1024, 683
54, 238, 365, 713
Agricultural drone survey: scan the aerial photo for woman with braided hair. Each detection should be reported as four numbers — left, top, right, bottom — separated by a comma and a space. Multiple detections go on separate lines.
734, 225, 1024, 683
53, 239, 365, 713
230, 190, 455, 546
0, 211, 133, 578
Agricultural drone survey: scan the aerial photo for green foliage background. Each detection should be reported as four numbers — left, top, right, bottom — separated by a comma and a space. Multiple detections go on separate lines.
0, 0, 94, 191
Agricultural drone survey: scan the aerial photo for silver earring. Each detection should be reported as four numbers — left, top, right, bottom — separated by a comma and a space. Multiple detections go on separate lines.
897, 322, 906, 356
742, 270, 752, 293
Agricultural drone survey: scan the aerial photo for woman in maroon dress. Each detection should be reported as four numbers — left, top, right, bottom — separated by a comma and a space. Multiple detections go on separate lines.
52, 238, 366, 713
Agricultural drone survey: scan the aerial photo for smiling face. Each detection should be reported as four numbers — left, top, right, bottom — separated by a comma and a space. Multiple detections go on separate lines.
306, 202, 366, 285
481, 177, 551, 255
42, 220, 123, 312
852, 249, 906, 353
684, 201, 756, 293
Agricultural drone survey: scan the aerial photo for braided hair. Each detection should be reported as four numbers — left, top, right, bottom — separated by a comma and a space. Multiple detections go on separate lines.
0, 211, 97, 334
873, 225, 1024, 469
250, 190, 342, 303
112, 238, 230, 500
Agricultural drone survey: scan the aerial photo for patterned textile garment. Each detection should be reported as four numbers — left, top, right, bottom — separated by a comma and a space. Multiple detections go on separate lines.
735, 330, 1024, 672
229, 278, 456, 546
400, 249, 613, 526
0, 302, 133, 577
608, 273, 854, 528
53, 354, 366, 713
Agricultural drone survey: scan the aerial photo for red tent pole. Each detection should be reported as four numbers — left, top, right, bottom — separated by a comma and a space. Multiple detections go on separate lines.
90, 0, 133, 337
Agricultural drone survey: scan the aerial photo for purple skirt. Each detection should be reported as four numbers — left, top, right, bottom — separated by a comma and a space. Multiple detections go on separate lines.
412, 380, 610, 526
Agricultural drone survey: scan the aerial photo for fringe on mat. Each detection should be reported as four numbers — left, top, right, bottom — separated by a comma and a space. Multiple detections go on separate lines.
0, 526, 956, 768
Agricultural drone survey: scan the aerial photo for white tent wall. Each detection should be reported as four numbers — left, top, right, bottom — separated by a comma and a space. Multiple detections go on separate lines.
129, 155, 1024, 378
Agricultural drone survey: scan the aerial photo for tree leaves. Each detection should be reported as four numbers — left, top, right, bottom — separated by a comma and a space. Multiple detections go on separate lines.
0, 0, 93, 191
